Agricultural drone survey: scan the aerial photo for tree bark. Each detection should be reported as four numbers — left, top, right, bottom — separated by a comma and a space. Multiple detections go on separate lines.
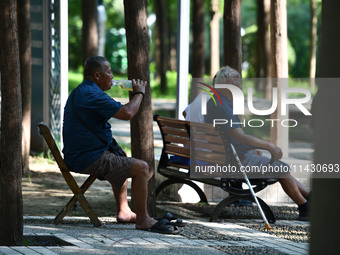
191, 0, 205, 100
270, 0, 289, 157
310, 1, 340, 253
123, 0, 156, 216
256, 0, 271, 99
17, 0, 32, 175
223, 0, 242, 74
192, 0, 205, 78
309, 0, 317, 90
210, 0, 221, 77
155, 0, 168, 93
0, 0, 23, 245
82, 0, 98, 64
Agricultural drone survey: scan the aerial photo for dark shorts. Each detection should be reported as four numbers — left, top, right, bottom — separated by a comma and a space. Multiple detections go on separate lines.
82, 151, 136, 189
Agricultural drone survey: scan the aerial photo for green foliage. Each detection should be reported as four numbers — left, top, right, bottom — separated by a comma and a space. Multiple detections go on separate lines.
68, 69, 179, 99
68, 0, 82, 71
103, 0, 125, 29
241, 0, 321, 78
105, 28, 128, 74
287, 0, 312, 77
242, 27, 296, 78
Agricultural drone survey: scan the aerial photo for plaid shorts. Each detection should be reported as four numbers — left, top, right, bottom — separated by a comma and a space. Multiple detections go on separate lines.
82, 151, 136, 189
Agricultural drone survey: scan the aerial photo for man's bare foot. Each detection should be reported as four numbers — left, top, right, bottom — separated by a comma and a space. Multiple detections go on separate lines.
135, 216, 157, 230
117, 209, 137, 223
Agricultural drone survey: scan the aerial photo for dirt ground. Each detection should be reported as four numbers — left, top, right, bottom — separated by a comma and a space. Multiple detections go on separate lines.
23, 156, 121, 217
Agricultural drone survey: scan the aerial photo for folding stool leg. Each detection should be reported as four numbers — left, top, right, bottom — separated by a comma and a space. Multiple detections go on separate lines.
55, 173, 101, 227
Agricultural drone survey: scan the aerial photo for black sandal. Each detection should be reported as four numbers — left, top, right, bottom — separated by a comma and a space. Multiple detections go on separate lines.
144, 219, 179, 234
156, 212, 187, 227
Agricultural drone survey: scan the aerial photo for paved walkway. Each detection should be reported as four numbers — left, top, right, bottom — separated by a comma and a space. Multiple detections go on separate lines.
0, 216, 309, 255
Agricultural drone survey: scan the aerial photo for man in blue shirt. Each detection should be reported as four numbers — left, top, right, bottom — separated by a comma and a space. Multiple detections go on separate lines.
204, 66, 311, 221
63, 56, 175, 233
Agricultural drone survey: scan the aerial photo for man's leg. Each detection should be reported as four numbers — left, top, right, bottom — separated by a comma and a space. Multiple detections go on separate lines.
127, 159, 157, 229
112, 179, 136, 223
292, 178, 310, 199
279, 174, 307, 205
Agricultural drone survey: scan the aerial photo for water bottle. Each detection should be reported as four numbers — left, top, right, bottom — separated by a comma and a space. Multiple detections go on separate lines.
111, 79, 133, 91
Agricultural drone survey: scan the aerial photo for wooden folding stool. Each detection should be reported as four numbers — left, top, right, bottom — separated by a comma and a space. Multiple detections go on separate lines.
38, 122, 101, 227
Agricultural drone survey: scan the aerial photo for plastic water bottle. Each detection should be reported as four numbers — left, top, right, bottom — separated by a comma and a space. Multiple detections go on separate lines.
111, 79, 133, 91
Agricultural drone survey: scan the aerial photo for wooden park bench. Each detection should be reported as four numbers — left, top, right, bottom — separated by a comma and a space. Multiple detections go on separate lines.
38, 122, 101, 227
154, 115, 278, 223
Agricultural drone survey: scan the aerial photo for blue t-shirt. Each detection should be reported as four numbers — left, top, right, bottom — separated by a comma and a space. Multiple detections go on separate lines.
62, 79, 123, 172
204, 94, 251, 157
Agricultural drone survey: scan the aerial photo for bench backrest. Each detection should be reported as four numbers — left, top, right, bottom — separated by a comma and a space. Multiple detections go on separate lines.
154, 115, 233, 169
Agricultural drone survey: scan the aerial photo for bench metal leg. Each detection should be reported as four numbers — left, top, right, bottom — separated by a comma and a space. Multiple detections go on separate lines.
209, 194, 276, 223
156, 178, 208, 203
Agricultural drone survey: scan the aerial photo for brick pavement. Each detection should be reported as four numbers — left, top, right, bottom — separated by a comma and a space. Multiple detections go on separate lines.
0, 216, 309, 255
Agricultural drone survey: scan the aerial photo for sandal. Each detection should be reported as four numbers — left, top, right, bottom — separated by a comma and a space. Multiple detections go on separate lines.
145, 219, 179, 234
156, 212, 187, 227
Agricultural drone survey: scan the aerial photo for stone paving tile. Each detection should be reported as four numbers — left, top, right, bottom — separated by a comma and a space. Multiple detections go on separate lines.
0, 247, 22, 255
0, 246, 20, 255
28, 247, 58, 255
158, 238, 187, 245
143, 238, 173, 245
7, 247, 40, 255
129, 238, 154, 245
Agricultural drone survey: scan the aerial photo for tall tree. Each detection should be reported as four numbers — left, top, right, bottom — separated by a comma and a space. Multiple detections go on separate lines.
310, 1, 340, 254
82, 0, 98, 64
192, 0, 205, 78
223, 0, 242, 74
270, 0, 289, 156
18, 0, 32, 174
155, 0, 168, 93
210, 0, 221, 77
0, 0, 23, 245
191, 0, 205, 100
256, 0, 271, 99
123, 0, 156, 215
309, 0, 317, 90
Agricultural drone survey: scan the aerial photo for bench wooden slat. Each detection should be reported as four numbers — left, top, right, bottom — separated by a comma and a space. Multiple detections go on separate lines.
192, 149, 227, 164
190, 132, 222, 144
157, 119, 189, 129
164, 135, 190, 146
191, 140, 225, 153
164, 144, 190, 157
161, 127, 189, 137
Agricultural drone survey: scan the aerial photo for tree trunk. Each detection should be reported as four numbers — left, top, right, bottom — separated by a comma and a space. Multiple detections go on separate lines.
310, 1, 340, 253
123, 0, 156, 216
168, 17, 177, 71
82, 0, 98, 64
270, 0, 289, 157
0, 0, 23, 245
256, 0, 271, 99
155, 0, 168, 93
18, 0, 32, 175
191, 0, 205, 100
309, 0, 317, 91
223, 0, 242, 74
192, 0, 205, 78
210, 0, 221, 77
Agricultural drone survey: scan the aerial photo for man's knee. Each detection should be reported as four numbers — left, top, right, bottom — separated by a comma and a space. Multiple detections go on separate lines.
130, 160, 151, 179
